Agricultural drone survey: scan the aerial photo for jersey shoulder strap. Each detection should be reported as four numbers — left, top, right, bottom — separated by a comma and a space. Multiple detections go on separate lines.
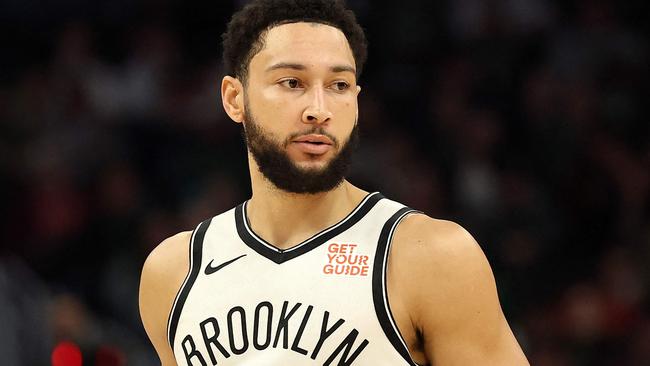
372, 203, 421, 365
166, 217, 212, 348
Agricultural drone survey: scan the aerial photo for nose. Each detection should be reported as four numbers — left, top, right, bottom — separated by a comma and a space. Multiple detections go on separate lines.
302, 87, 332, 124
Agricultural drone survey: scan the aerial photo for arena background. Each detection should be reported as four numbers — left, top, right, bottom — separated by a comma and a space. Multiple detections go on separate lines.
1, 0, 648, 365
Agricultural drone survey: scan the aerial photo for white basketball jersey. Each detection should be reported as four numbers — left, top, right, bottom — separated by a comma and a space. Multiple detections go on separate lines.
168, 192, 421, 365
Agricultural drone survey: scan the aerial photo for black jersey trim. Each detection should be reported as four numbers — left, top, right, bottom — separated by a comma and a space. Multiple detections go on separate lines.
372, 207, 421, 366
235, 192, 383, 264
167, 218, 212, 348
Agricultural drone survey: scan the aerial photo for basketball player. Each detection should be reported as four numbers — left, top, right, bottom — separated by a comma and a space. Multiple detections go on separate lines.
139, 0, 529, 365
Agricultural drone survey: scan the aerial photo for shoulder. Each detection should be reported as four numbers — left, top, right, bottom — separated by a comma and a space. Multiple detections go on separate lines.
389, 213, 530, 364
389, 213, 496, 315
139, 230, 193, 314
391, 213, 485, 271
139, 231, 193, 363
141, 231, 194, 280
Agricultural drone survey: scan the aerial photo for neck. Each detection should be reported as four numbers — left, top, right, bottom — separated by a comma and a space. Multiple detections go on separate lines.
246, 158, 367, 250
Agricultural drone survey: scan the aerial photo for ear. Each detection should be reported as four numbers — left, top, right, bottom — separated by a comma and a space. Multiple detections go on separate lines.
221, 76, 245, 123
355, 85, 361, 121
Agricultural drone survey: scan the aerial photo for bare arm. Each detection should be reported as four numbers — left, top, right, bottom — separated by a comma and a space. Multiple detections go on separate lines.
139, 231, 193, 366
389, 215, 529, 366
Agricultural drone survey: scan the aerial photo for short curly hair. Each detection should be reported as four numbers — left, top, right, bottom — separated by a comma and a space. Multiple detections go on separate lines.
222, 0, 367, 83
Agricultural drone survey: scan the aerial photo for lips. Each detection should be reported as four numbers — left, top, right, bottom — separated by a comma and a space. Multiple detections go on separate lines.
292, 134, 334, 145
291, 134, 334, 155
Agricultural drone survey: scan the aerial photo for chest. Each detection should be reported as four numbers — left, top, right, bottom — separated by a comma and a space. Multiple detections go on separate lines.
169, 196, 421, 365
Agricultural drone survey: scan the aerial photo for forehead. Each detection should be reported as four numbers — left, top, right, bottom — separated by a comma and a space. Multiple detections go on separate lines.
250, 22, 356, 73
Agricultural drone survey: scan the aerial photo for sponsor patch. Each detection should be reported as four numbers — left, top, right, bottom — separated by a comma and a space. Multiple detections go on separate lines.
323, 243, 370, 276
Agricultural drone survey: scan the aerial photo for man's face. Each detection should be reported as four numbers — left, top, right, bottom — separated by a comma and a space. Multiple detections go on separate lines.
241, 22, 361, 194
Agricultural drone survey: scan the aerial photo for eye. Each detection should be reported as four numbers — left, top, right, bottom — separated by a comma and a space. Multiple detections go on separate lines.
332, 81, 350, 91
280, 78, 302, 89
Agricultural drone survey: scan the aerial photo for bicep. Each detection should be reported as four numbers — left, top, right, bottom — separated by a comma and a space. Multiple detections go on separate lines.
422, 275, 527, 365
139, 263, 178, 364
139, 233, 191, 365
415, 226, 529, 365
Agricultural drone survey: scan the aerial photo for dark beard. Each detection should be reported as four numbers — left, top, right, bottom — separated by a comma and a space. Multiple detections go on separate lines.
242, 112, 359, 195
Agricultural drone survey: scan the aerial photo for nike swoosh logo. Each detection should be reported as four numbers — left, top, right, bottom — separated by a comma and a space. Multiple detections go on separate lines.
204, 254, 247, 275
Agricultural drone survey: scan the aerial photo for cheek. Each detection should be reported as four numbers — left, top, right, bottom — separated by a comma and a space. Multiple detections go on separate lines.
339, 94, 357, 111
334, 99, 358, 140
335, 97, 358, 122
257, 89, 303, 118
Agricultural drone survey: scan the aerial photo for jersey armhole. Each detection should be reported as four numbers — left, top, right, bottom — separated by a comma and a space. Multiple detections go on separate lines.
372, 207, 422, 366
166, 218, 212, 350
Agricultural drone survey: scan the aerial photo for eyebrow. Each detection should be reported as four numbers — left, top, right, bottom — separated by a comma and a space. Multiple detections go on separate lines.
265, 62, 356, 74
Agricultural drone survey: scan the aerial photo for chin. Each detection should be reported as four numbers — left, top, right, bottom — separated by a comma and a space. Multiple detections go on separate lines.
290, 152, 333, 168
293, 160, 330, 172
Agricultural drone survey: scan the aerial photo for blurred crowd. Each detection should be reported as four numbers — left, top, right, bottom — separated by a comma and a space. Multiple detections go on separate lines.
0, 0, 648, 365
